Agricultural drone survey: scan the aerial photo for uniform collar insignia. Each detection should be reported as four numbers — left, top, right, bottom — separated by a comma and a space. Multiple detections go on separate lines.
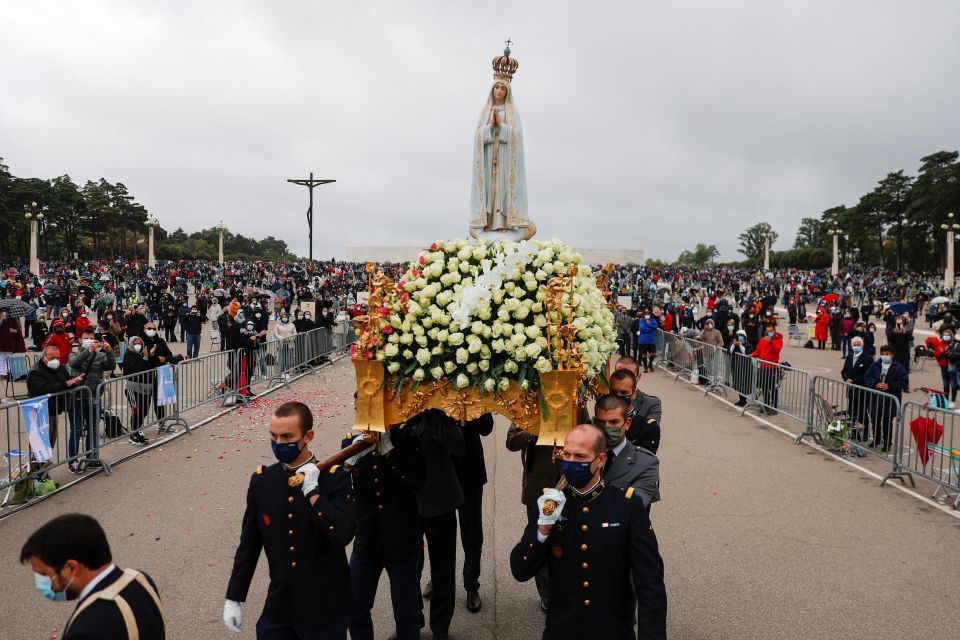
571, 479, 605, 504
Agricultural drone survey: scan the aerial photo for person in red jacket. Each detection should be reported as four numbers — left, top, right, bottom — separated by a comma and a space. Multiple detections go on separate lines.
41, 319, 74, 363
750, 326, 783, 415
814, 307, 830, 349
73, 310, 92, 338
929, 330, 959, 404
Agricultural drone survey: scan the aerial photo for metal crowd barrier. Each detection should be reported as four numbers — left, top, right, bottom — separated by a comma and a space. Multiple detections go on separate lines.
1, 385, 97, 503
1, 326, 341, 514
738, 358, 812, 431
897, 402, 960, 507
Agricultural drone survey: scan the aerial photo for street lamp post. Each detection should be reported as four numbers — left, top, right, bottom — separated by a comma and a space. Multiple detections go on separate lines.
940, 212, 960, 291
23, 201, 45, 276
828, 227, 843, 277
762, 232, 773, 271
145, 216, 158, 268
216, 220, 226, 265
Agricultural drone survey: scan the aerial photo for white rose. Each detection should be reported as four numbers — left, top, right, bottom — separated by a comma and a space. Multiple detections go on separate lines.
448, 332, 464, 346
457, 248, 472, 261
436, 291, 453, 307
430, 366, 444, 380
484, 378, 496, 393
431, 345, 443, 356
525, 325, 541, 340
444, 360, 457, 374
492, 338, 506, 353
455, 373, 470, 389
415, 349, 431, 365
524, 343, 542, 359
400, 333, 414, 345
478, 359, 490, 371
384, 343, 399, 357
514, 305, 530, 320
535, 357, 553, 373
412, 368, 425, 381
437, 329, 450, 343
387, 362, 401, 374
498, 378, 510, 391
456, 348, 469, 364
402, 349, 414, 359
466, 362, 478, 374
504, 360, 519, 374
415, 335, 428, 347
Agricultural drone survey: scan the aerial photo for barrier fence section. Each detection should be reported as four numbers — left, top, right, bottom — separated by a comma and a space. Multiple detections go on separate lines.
737, 358, 812, 433
796, 376, 912, 485
898, 402, 960, 507
1, 385, 96, 500
2, 326, 343, 512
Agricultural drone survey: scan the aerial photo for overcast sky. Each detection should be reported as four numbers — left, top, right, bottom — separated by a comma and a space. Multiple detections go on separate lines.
2, 1, 959, 262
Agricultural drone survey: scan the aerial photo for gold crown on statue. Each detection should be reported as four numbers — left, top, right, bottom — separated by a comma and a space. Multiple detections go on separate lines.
492, 41, 519, 81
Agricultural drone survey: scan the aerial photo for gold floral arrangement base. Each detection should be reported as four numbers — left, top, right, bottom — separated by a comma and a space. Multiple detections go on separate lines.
353, 359, 580, 447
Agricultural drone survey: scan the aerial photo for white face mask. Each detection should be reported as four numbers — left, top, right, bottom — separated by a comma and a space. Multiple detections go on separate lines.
81, 338, 94, 349
145, 329, 156, 337
133, 343, 143, 352
46, 358, 61, 370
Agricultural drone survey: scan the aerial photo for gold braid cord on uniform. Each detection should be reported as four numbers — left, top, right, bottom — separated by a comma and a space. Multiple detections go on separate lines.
63, 569, 166, 640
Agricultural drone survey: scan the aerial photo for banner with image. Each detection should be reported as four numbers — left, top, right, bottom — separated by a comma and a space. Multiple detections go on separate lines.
156, 364, 177, 407
21, 397, 53, 462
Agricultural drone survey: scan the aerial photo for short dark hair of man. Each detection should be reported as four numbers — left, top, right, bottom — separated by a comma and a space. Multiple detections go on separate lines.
880, 345, 894, 355
81, 328, 96, 337
571, 423, 607, 456
610, 369, 637, 388
616, 355, 639, 369
594, 393, 630, 420
20, 513, 112, 571
274, 401, 313, 435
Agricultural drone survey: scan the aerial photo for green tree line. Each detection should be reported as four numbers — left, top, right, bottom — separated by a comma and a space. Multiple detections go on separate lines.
0, 156, 297, 263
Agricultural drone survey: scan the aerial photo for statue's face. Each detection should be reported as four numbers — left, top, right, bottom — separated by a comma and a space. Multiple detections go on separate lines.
492, 83, 507, 103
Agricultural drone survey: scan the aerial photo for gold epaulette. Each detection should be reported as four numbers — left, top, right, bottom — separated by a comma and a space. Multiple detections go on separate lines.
625, 487, 635, 500
647, 418, 657, 424
329, 465, 340, 474
256, 465, 263, 475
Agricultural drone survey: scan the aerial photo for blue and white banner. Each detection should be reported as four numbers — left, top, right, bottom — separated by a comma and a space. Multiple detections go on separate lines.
21, 397, 53, 462
156, 364, 177, 407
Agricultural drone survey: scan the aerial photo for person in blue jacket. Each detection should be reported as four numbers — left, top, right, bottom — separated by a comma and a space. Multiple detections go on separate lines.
636, 310, 660, 373
863, 344, 909, 452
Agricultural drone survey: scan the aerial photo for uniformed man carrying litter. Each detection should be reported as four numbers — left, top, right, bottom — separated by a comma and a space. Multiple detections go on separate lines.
510, 423, 667, 640
224, 401, 356, 639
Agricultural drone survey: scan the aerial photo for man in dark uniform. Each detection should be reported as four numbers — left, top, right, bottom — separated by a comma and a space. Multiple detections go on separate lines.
610, 365, 662, 453
452, 412, 494, 612
593, 394, 660, 511
224, 401, 356, 639
342, 422, 426, 640
20, 513, 165, 640
412, 409, 465, 640
510, 424, 667, 640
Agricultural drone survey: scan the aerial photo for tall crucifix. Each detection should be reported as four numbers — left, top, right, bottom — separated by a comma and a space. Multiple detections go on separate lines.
286, 172, 336, 261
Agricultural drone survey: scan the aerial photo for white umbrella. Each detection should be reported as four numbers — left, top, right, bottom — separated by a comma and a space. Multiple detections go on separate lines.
931, 296, 951, 305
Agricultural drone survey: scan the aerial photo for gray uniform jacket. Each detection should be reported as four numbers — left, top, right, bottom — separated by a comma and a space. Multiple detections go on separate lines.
631, 391, 662, 425
603, 444, 660, 508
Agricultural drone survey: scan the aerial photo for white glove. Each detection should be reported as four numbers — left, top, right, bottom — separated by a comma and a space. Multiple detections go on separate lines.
345, 434, 374, 466
223, 599, 243, 633
379, 430, 394, 456
298, 462, 320, 497
537, 489, 566, 526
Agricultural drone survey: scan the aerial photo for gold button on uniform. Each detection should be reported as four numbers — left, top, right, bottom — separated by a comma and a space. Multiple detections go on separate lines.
581, 562, 589, 569
288, 530, 294, 536
378, 505, 384, 511
583, 599, 591, 606
580, 524, 588, 532
290, 561, 297, 568
288, 496, 294, 503
580, 544, 588, 551
287, 514, 293, 520
582, 506, 589, 513
582, 581, 590, 588
289, 546, 295, 552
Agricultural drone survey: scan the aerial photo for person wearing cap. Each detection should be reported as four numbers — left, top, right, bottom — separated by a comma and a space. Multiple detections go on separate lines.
40, 319, 74, 363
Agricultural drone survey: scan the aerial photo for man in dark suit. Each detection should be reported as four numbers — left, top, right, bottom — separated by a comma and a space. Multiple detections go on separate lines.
450, 413, 494, 612
841, 336, 874, 441
412, 409, 465, 640
864, 345, 909, 452
20, 513, 165, 640
343, 422, 426, 640
224, 401, 355, 639
510, 424, 667, 640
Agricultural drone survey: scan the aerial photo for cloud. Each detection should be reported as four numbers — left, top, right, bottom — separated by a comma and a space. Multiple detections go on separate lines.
2, 0, 958, 262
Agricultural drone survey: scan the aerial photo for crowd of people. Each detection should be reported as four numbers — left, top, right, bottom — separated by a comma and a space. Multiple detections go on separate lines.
11, 257, 960, 640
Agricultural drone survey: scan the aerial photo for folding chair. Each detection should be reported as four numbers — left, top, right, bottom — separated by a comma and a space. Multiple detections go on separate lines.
786, 324, 804, 348
4, 355, 30, 399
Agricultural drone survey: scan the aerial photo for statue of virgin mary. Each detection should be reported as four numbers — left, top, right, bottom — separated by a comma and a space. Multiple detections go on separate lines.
469, 46, 535, 241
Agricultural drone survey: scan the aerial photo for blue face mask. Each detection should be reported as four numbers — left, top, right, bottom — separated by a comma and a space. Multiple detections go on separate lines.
271, 438, 304, 464
880, 355, 892, 364
852, 346, 862, 354
560, 458, 597, 489
34, 571, 71, 602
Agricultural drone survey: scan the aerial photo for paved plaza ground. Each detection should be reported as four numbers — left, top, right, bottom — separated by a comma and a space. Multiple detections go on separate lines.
1, 342, 959, 639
